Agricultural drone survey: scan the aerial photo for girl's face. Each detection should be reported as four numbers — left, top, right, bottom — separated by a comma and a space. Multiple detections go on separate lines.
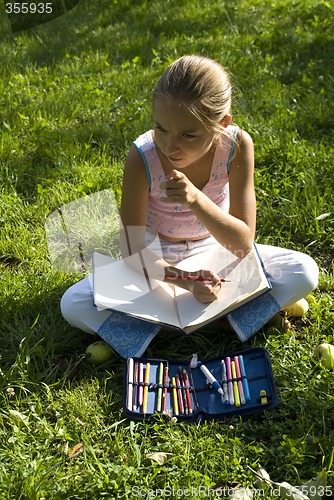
153, 98, 216, 169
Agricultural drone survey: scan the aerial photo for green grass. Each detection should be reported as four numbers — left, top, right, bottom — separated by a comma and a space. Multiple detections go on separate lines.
0, 0, 333, 498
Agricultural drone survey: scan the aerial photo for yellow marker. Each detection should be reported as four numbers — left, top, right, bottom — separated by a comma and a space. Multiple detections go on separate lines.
142, 363, 150, 413
260, 390, 267, 405
231, 361, 240, 407
171, 376, 179, 415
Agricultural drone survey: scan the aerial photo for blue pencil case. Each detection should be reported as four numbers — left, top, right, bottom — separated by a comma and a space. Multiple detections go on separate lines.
124, 347, 278, 422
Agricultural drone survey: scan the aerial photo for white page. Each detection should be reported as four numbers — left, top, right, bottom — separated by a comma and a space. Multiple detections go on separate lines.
93, 252, 152, 303
93, 253, 181, 327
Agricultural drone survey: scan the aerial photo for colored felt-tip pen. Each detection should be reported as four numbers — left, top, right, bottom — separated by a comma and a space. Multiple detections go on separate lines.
175, 374, 184, 415
231, 361, 241, 407
182, 368, 193, 414
127, 358, 134, 411
220, 360, 230, 406
142, 362, 150, 414
164, 274, 230, 283
171, 376, 179, 415
156, 362, 164, 413
225, 357, 235, 405
234, 356, 246, 405
162, 363, 169, 414
238, 355, 251, 402
138, 362, 144, 407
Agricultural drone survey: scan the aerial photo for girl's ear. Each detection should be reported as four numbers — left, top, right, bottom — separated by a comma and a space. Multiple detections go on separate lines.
220, 114, 232, 127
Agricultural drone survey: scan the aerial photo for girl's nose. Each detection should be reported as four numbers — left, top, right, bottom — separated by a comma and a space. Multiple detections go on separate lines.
165, 135, 180, 154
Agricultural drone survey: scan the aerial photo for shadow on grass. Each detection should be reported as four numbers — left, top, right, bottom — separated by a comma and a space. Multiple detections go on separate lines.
2, 0, 226, 67
253, 2, 334, 141
0, 275, 90, 382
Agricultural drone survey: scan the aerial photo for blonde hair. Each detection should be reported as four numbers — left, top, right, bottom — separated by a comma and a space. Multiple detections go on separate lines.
153, 55, 232, 140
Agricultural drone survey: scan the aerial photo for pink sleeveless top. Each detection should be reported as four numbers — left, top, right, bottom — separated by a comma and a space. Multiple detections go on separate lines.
133, 125, 238, 240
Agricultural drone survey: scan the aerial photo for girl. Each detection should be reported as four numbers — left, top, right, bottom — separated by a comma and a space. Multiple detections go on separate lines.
61, 55, 319, 356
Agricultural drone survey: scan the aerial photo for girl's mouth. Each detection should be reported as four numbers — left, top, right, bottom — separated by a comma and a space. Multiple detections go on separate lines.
168, 156, 183, 163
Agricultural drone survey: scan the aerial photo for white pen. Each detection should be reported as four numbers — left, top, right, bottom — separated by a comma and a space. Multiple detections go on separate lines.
198, 362, 224, 397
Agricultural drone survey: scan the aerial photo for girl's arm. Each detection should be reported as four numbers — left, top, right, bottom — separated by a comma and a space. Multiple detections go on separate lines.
119, 145, 150, 258
120, 146, 221, 302
226, 128, 256, 254
160, 128, 256, 257
120, 145, 195, 278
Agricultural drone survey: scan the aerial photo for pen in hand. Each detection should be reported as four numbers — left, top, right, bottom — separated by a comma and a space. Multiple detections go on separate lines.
164, 274, 230, 283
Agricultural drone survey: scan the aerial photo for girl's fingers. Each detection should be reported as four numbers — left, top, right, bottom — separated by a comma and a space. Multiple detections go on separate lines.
192, 281, 221, 303
200, 270, 221, 283
170, 169, 183, 179
160, 179, 184, 190
160, 170, 184, 189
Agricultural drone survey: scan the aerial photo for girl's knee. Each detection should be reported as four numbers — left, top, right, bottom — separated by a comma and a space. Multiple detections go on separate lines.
298, 253, 319, 294
263, 248, 319, 308
60, 286, 81, 325
267, 248, 319, 293
60, 287, 74, 323
60, 278, 93, 327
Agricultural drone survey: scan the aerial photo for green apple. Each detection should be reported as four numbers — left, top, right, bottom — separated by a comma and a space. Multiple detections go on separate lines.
283, 298, 309, 317
314, 343, 334, 370
266, 314, 291, 332
86, 341, 114, 365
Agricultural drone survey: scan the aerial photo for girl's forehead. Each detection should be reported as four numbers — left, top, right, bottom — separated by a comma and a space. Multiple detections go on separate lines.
153, 98, 204, 130
153, 97, 189, 115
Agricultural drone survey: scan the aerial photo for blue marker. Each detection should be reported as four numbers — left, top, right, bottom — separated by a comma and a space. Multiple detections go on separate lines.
238, 355, 251, 401
198, 362, 224, 397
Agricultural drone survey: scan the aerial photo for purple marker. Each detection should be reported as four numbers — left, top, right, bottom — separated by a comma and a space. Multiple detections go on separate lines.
225, 357, 235, 405
138, 362, 144, 408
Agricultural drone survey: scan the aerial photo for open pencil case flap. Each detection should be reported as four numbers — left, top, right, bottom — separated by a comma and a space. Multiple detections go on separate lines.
124, 347, 278, 422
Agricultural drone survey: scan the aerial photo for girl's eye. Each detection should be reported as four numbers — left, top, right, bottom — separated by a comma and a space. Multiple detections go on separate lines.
183, 134, 195, 139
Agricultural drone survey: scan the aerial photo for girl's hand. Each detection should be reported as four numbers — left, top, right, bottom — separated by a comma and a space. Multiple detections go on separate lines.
189, 273, 222, 303
164, 268, 222, 303
159, 169, 199, 207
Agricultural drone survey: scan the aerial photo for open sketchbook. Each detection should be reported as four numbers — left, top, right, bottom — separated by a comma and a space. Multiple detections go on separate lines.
92, 245, 271, 335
